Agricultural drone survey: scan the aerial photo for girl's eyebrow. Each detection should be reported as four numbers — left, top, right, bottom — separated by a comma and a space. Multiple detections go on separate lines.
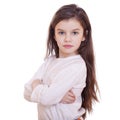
56, 28, 64, 31
72, 28, 81, 31
56, 28, 81, 31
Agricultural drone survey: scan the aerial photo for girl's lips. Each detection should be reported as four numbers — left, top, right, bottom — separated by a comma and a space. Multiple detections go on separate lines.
63, 45, 73, 48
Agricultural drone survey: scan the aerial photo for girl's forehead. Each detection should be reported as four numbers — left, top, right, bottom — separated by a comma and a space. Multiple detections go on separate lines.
55, 18, 83, 30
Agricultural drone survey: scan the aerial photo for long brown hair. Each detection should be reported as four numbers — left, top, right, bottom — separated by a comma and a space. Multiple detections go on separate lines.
46, 4, 99, 119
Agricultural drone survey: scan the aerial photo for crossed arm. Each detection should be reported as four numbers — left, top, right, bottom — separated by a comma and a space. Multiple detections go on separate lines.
31, 79, 76, 104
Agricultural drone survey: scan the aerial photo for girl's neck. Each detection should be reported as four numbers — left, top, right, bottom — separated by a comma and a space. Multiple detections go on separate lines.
59, 54, 79, 58
59, 52, 79, 58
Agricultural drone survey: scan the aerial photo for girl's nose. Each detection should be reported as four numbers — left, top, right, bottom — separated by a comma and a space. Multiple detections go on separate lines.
64, 34, 71, 42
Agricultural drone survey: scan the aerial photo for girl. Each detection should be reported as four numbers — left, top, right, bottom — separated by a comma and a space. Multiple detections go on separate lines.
24, 4, 99, 120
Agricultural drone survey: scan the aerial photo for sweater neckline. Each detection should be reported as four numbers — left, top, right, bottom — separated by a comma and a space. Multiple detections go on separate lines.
55, 55, 81, 61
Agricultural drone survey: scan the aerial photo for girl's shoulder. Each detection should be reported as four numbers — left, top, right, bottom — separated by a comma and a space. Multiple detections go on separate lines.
45, 55, 56, 61
44, 55, 56, 64
68, 55, 86, 73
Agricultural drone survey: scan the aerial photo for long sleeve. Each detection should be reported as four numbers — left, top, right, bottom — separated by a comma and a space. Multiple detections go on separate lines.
30, 62, 87, 105
24, 62, 46, 102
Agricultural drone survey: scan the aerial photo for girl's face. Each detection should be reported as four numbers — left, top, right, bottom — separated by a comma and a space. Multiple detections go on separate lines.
54, 18, 85, 58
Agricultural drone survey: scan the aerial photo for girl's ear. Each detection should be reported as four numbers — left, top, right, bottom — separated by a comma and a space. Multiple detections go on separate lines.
82, 36, 85, 41
82, 30, 88, 41
54, 35, 57, 41
54, 35, 57, 42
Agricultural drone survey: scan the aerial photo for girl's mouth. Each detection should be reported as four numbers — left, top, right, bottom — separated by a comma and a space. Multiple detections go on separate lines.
63, 45, 73, 49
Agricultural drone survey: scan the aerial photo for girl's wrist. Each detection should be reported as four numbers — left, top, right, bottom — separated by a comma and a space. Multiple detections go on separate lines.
32, 79, 42, 90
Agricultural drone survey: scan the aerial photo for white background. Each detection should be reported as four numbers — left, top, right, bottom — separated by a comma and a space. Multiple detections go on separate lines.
0, 0, 120, 119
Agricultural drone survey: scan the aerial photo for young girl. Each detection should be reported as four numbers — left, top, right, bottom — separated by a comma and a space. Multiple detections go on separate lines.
24, 4, 99, 120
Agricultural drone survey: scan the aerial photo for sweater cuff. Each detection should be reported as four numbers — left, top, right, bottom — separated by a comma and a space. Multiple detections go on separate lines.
31, 84, 45, 103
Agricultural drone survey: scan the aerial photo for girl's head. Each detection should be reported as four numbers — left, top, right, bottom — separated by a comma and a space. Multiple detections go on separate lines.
46, 4, 99, 119
54, 18, 85, 58
46, 4, 91, 58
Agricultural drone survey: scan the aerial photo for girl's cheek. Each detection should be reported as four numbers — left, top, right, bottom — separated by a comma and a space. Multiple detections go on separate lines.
59, 38, 64, 43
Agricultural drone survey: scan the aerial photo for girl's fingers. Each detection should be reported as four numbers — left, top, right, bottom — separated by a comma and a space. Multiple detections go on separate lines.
68, 90, 75, 97
60, 90, 76, 104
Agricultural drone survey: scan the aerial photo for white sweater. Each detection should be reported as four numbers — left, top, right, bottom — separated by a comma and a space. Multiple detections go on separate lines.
24, 55, 87, 120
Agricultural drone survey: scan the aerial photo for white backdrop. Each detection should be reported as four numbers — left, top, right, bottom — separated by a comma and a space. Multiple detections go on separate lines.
0, 0, 120, 119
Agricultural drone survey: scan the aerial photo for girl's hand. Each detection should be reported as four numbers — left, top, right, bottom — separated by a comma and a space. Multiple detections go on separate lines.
32, 79, 42, 90
60, 90, 76, 104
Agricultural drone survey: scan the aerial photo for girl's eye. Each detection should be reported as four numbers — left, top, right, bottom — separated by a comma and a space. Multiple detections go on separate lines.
72, 32, 79, 35
58, 31, 64, 35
